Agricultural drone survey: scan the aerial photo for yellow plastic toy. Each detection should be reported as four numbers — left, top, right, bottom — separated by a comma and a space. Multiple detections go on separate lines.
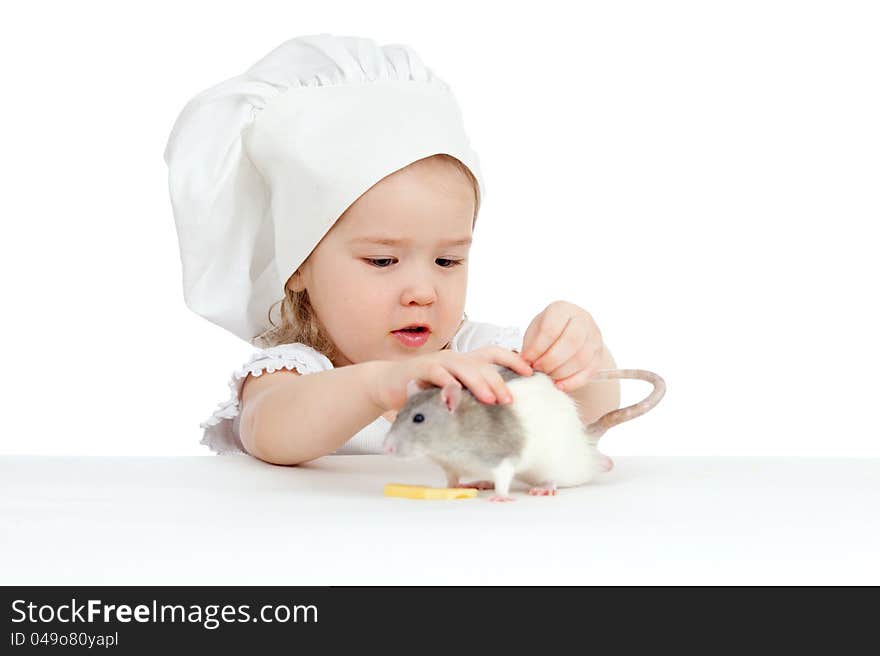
383, 483, 478, 500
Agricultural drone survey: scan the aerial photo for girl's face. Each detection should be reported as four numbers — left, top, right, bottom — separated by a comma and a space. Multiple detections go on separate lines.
290, 158, 475, 367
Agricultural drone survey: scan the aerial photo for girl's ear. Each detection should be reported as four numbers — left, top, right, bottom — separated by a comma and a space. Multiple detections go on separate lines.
286, 270, 306, 293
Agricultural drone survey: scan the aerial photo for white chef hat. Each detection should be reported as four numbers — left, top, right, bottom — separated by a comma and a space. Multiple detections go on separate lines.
163, 33, 486, 344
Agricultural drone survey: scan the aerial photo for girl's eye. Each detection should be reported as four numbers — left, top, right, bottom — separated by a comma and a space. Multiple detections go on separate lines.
365, 258, 464, 268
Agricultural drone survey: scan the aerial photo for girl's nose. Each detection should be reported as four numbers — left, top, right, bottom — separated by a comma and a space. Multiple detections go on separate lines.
400, 268, 439, 306
401, 286, 436, 306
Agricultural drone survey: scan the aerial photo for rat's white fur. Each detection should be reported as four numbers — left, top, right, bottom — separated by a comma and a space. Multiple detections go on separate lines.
505, 372, 606, 488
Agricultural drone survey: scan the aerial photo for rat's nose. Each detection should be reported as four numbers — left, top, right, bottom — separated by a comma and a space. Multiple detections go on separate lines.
383, 443, 396, 454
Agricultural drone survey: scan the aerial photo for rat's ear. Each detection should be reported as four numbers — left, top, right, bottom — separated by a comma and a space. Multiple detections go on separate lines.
406, 379, 423, 399
441, 382, 462, 413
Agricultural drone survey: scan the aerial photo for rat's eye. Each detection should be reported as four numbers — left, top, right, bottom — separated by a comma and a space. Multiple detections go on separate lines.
412, 413, 425, 423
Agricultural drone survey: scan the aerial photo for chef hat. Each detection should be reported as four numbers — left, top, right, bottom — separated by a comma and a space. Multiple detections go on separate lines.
163, 33, 486, 344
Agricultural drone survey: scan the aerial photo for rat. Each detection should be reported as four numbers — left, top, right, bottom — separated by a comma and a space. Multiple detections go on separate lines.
382, 366, 666, 502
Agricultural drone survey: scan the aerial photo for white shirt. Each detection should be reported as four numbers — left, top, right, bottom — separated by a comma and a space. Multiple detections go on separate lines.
200, 319, 524, 456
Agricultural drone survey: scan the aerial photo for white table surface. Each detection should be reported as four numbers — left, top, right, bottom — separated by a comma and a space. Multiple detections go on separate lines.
1, 455, 878, 585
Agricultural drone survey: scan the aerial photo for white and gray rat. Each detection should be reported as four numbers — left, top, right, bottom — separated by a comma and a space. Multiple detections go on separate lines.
382, 367, 666, 502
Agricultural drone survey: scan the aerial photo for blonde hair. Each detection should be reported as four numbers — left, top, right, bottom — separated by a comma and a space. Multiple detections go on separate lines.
254, 154, 479, 356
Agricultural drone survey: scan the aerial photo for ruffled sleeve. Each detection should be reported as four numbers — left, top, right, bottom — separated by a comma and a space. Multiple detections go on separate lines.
200, 343, 333, 455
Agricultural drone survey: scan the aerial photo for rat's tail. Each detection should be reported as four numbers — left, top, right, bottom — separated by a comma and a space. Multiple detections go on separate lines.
583, 369, 666, 441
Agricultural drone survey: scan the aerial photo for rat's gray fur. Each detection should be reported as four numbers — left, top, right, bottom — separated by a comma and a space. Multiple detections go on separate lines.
387, 366, 529, 468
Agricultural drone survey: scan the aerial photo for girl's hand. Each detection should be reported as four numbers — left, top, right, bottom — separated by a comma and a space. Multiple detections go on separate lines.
520, 300, 606, 393
369, 346, 534, 413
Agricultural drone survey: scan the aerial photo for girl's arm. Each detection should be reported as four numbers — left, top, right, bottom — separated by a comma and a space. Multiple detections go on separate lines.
238, 361, 387, 465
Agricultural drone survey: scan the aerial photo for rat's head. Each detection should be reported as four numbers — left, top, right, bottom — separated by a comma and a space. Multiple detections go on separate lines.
268, 154, 479, 366
382, 379, 466, 458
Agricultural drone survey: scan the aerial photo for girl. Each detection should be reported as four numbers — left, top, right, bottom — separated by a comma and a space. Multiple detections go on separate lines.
164, 34, 620, 465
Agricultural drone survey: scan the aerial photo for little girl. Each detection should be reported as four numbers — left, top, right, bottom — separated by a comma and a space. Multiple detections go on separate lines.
164, 34, 621, 464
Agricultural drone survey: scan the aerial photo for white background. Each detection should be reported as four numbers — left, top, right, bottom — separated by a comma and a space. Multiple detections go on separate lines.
1, 0, 877, 457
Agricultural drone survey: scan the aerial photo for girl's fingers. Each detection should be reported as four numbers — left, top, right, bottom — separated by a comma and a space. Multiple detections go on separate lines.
430, 349, 531, 405
484, 366, 513, 404
546, 344, 596, 381
533, 319, 589, 374
475, 348, 533, 403
427, 363, 461, 391
474, 345, 534, 376
554, 365, 595, 392
498, 348, 534, 376
447, 363, 497, 404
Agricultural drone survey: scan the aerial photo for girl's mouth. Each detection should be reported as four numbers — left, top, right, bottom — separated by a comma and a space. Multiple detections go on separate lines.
391, 325, 431, 347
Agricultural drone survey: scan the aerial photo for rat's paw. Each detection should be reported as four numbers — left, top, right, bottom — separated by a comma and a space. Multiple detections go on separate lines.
459, 480, 495, 490
528, 484, 558, 496
488, 495, 515, 503
599, 454, 614, 472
